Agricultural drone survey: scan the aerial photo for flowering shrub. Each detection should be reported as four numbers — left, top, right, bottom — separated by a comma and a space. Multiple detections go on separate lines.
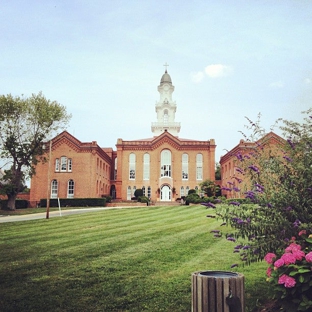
264, 232, 312, 311
212, 110, 312, 264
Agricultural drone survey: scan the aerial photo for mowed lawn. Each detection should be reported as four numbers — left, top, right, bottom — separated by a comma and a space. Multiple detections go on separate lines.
0, 205, 268, 312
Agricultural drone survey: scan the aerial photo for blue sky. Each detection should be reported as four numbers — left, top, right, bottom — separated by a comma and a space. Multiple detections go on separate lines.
1, 0, 312, 161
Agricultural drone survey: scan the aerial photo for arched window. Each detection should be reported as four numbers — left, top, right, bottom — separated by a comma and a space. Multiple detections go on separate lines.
182, 153, 188, 180
67, 179, 74, 198
51, 179, 58, 198
127, 186, 131, 200
143, 153, 150, 180
196, 154, 203, 180
61, 156, 67, 171
186, 186, 190, 195
160, 149, 171, 177
180, 186, 184, 197
114, 157, 117, 180
163, 109, 168, 124
129, 153, 136, 180
59, 156, 72, 172
55, 159, 60, 172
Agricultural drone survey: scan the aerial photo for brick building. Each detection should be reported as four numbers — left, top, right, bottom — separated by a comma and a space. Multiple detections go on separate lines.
29, 69, 216, 206
219, 131, 285, 198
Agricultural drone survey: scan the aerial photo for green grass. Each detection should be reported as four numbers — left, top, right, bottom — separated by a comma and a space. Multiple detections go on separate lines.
0, 205, 270, 311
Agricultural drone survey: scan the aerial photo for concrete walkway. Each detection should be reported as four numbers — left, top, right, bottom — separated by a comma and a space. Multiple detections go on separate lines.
0, 206, 144, 223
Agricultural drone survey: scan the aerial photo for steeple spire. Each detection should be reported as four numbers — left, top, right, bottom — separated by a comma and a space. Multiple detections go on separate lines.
163, 62, 169, 72
151, 67, 181, 136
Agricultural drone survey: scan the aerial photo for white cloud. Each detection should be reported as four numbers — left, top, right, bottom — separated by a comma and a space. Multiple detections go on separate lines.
190, 71, 205, 83
204, 64, 232, 78
269, 81, 284, 88
304, 78, 312, 84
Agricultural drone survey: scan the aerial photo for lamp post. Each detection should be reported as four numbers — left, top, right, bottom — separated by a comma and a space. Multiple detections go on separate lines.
46, 140, 52, 219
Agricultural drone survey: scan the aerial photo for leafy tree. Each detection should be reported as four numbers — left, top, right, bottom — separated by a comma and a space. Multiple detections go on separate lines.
0, 92, 71, 210
199, 179, 220, 197
215, 109, 312, 263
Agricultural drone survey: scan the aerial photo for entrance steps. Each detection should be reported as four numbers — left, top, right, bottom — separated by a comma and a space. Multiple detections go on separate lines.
155, 201, 180, 206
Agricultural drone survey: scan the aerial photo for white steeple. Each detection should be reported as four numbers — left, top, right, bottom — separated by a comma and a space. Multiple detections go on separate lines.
151, 64, 181, 136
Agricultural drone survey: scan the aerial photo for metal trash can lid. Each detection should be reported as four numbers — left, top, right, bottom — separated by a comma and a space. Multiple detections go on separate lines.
198, 271, 239, 278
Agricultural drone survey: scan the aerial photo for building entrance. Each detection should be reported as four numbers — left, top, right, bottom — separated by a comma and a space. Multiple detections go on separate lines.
161, 185, 171, 201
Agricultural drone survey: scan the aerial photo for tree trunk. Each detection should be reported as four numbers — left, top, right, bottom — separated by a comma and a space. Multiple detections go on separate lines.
7, 193, 18, 210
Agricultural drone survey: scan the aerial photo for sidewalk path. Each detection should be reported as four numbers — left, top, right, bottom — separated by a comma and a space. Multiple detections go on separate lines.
0, 206, 144, 223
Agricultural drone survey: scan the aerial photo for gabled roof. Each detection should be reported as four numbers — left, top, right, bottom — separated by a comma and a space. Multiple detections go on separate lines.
116, 130, 215, 151
220, 131, 285, 163
50, 130, 112, 162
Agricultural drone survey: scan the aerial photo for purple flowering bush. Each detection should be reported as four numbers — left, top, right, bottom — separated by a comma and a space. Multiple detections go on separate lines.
264, 232, 312, 311
215, 110, 312, 264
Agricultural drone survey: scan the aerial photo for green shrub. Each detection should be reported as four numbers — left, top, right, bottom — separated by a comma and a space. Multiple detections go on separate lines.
185, 193, 200, 204
1, 199, 29, 210
138, 196, 149, 203
187, 189, 197, 195
134, 189, 143, 198
104, 195, 112, 203
39, 198, 106, 208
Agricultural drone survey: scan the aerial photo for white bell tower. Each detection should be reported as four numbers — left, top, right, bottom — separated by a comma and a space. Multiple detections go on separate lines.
151, 63, 181, 136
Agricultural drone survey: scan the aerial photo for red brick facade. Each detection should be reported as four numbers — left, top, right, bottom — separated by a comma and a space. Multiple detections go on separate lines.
30, 131, 113, 207
219, 131, 285, 198
29, 130, 216, 206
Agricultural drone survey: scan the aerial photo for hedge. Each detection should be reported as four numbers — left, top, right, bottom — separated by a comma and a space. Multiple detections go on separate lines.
39, 198, 106, 208
0, 199, 29, 210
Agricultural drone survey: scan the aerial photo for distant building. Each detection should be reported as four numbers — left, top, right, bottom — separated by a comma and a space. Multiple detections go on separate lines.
219, 132, 285, 198
29, 69, 216, 206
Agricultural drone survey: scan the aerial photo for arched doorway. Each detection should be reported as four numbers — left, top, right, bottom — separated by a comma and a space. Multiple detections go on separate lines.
110, 185, 116, 199
161, 185, 171, 201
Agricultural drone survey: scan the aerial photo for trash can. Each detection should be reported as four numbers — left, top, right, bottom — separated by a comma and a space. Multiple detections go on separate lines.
192, 271, 244, 312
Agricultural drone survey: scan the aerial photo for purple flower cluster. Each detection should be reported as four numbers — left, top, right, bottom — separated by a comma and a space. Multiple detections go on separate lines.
201, 202, 216, 208
233, 177, 242, 183
245, 190, 257, 202
236, 153, 244, 161
227, 236, 236, 242
254, 183, 264, 192
221, 186, 232, 192
287, 138, 296, 150
235, 167, 244, 174
248, 165, 259, 173
229, 201, 240, 206
293, 219, 301, 228
232, 217, 250, 225
283, 155, 292, 162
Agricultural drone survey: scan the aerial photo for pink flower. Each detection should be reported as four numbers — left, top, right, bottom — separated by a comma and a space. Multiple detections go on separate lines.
285, 243, 301, 252
274, 258, 285, 268
278, 274, 287, 284
299, 230, 306, 236
264, 252, 276, 264
292, 249, 305, 261
305, 252, 312, 263
266, 267, 272, 277
278, 274, 296, 288
281, 253, 296, 265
